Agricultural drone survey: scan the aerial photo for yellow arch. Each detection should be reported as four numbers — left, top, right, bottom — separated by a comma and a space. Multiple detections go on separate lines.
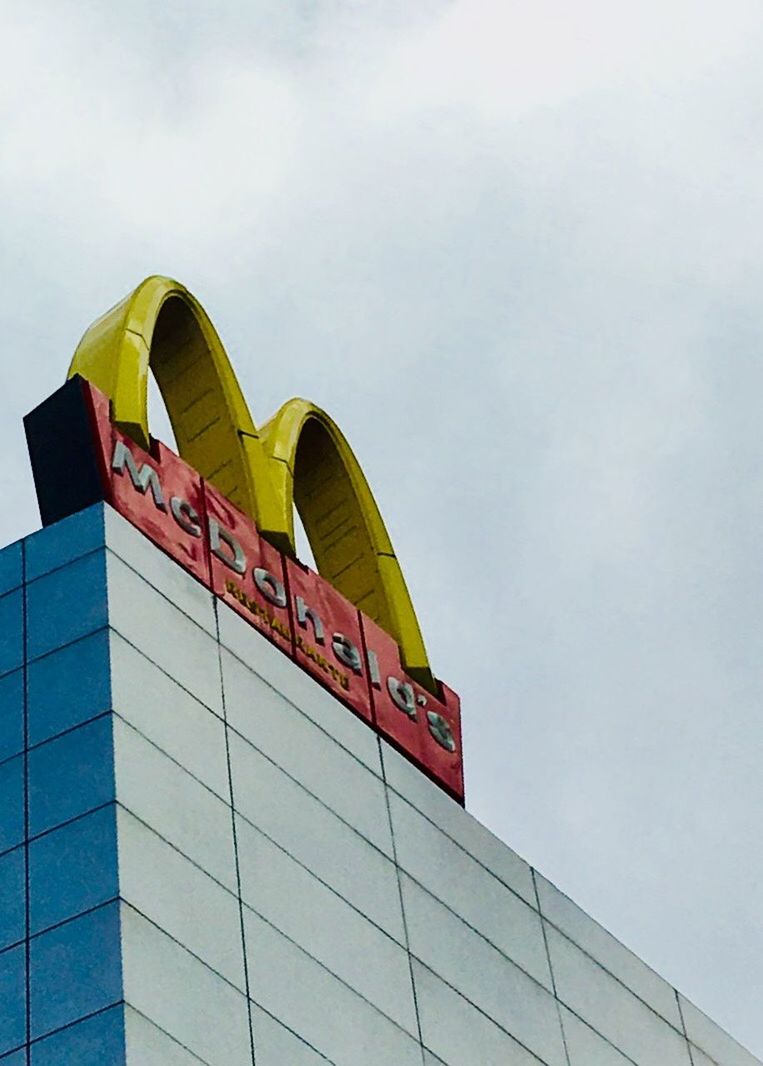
68, 275, 281, 535
261, 399, 434, 691
68, 275, 434, 692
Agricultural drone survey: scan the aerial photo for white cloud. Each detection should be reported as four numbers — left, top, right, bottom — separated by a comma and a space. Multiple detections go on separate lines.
363, 0, 763, 122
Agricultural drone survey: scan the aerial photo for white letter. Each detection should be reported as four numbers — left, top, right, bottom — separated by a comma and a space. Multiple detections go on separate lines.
332, 633, 363, 675
427, 711, 456, 753
295, 596, 325, 644
387, 677, 417, 719
170, 496, 201, 537
111, 439, 166, 511
366, 648, 382, 689
253, 567, 287, 608
208, 517, 246, 574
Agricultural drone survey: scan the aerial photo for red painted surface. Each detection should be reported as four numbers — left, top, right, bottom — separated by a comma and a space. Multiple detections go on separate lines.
83, 384, 211, 586
285, 556, 373, 725
53, 379, 464, 803
360, 613, 464, 801
422, 680, 464, 802
205, 482, 292, 655
360, 613, 425, 768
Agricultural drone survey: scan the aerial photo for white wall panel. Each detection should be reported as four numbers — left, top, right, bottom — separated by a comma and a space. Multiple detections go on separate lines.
124, 1005, 208, 1066
389, 791, 551, 985
229, 732, 406, 942
244, 909, 422, 1066
679, 995, 761, 1066
121, 903, 252, 1066
106, 552, 222, 714
217, 603, 383, 774
537, 872, 683, 1028
561, 1005, 636, 1065
118, 808, 245, 992
402, 872, 564, 1063
104, 509, 217, 636
546, 924, 692, 1066
114, 717, 238, 893
413, 960, 547, 1066
110, 631, 229, 801
381, 739, 536, 906
250, 1003, 334, 1065
236, 815, 417, 1037
222, 649, 392, 854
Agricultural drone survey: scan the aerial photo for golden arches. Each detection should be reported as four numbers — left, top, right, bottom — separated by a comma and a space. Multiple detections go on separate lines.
68, 276, 280, 536
68, 276, 435, 692
261, 399, 433, 690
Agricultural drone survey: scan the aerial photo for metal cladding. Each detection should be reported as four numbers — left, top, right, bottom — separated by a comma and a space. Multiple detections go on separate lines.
24, 277, 464, 803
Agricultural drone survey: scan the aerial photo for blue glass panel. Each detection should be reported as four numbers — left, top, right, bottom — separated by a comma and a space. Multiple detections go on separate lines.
0, 1051, 26, 1064
29, 716, 114, 838
0, 757, 24, 854
28, 630, 111, 747
30, 901, 122, 1040
30, 805, 117, 935
0, 592, 23, 680
0, 543, 22, 598
31, 1004, 125, 1065
0, 672, 23, 764
25, 504, 105, 583
26, 551, 108, 662
0, 848, 25, 951
0, 945, 26, 1055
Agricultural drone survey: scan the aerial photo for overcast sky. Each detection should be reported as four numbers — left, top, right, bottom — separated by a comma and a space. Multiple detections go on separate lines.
2, 0, 762, 1055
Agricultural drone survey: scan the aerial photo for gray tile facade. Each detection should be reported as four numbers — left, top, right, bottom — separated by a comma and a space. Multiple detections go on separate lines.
0, 503, 757, 1065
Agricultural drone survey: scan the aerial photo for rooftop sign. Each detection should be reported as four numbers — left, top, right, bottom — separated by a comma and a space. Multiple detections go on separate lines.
24, 276, 464, 803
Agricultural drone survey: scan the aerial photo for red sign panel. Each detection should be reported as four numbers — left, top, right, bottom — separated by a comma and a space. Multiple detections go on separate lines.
360, 612, 425, 769
204, 483, 292, 655
25, 376, 465, 804
83, 386, 211, 587
285, 557, 372, 725
113, 435, 211, 587
361, 613, 464, 801
422, 680, 464, 802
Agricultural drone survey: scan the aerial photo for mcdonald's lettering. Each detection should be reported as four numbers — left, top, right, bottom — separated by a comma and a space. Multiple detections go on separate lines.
24, 276, 464, 803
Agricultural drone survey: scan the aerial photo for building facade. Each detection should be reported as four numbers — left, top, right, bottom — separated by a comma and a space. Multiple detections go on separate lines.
0, 502, 758, 1066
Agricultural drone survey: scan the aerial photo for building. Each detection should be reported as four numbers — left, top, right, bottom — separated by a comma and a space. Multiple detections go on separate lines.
2, 274, 758, 1065
0, 501, 758, 1065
